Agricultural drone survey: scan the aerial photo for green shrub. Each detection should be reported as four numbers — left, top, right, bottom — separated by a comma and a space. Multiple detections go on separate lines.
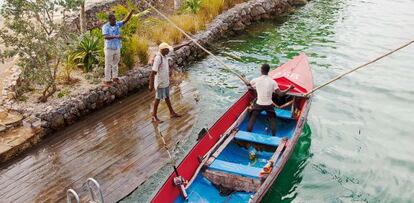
183, 0, 202, 13
62, 52, 80, 82
121, 36, 139, 69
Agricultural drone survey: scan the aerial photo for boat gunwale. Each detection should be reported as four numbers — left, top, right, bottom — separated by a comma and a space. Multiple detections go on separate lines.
250, 96, 312, 202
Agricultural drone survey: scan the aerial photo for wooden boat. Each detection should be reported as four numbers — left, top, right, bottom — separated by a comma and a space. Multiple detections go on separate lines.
151, 53, 313, 203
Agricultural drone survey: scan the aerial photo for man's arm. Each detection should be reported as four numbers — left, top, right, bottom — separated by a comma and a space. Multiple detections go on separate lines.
122, 10, 135, 24
103, 25, 120, 40
173, 41, 192, 51
274, 85, 294, 97
150, 55, 161, 91
104, 35, 120, 40
149, 71, 157, 91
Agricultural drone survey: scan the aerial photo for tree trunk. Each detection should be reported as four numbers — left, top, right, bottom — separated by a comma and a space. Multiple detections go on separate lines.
79, 2, 86, 33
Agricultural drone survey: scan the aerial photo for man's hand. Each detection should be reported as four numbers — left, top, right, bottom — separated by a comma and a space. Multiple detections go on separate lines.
183, 40, 192, 46
246, 82, 254, 90
123, 10, 135, 24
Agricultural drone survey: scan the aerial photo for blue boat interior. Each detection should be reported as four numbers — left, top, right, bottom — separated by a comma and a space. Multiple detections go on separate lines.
175, 107, 298, 203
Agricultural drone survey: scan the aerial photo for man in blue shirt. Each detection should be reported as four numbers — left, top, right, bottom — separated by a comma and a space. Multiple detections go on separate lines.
102, 10, 134, 86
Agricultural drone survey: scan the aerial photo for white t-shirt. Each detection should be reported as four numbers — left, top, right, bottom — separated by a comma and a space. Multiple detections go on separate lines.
152, 53, 171, 89
250, 75, 279, 106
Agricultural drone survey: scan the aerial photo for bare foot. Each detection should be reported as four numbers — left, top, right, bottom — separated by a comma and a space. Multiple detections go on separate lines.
170, 113, 181, 118
152, 116, 163, 123
113, 78, 121, 84
103, 81, 113, 87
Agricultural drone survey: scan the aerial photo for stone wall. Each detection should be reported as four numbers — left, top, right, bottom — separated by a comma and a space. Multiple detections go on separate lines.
70, 0, 159, 31
35, 0, 308, 135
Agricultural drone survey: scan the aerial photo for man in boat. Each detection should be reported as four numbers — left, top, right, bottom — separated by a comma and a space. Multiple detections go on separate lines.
149, 42, 190, 123
246, 64, 294, 136
102, 10, 134, 86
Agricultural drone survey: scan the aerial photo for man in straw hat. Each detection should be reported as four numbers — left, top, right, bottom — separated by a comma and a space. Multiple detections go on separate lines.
149, 42, 190, 123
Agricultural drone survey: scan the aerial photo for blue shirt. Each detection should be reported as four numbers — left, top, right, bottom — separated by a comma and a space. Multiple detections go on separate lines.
102, 21, 124, 50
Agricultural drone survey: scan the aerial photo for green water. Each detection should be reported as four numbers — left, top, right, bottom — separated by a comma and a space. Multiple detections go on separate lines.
124, 0, 414, 202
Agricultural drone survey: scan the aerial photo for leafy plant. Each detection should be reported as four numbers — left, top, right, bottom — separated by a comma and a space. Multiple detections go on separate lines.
74, 31, 103, 72
62, 52, 81, 82
183, 0, 202, 13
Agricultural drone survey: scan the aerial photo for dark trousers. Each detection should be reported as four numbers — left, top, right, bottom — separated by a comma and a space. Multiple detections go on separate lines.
247, 104, 276, 136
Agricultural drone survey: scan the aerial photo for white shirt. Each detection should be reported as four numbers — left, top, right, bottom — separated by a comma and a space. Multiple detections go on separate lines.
250, 75, 279, 106
152, 53, 171, 89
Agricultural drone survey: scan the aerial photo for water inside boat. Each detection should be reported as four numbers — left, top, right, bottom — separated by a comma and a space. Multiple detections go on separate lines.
175, 95, 299, 202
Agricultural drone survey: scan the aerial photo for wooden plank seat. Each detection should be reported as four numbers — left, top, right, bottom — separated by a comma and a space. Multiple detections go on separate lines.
260, 108, 293, 119
209, 159, 262, 179
203, 169, 261, 193
235, 131, 282, 147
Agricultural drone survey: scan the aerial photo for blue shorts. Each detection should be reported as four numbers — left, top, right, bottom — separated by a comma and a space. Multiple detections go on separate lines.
156, 87, 170, 100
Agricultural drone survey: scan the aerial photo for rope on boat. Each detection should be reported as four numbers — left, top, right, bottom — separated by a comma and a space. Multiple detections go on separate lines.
305, 39, 414, 97
140, 0, 250, 85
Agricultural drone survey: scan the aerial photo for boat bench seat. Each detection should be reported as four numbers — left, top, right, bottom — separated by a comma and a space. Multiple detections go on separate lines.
235, 130, 282, 147
209, 159, 261, 179
260, 108, 293, 119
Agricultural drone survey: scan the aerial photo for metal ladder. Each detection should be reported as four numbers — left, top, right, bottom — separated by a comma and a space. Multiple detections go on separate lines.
66, 178, 104, 203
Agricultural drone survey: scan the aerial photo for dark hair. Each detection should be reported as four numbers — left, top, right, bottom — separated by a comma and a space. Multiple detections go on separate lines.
261, 64, 270, 75
108, 13, 116, 20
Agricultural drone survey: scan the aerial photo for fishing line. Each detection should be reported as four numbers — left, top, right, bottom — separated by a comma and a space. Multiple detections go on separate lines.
139, 0, 250, 85
305, 39, 414, 97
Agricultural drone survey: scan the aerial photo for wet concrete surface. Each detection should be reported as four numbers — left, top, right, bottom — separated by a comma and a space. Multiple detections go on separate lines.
0, 77, 199, 202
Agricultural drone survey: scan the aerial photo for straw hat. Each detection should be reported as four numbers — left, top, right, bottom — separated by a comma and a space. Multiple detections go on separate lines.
158, 42, 173, 51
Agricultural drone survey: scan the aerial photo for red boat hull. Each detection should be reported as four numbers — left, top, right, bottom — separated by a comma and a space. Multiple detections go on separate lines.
152, 91, 255, 203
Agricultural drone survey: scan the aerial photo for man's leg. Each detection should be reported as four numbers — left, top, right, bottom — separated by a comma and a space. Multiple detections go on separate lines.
268, 112, 277, 136
164, 88, 180, 118
104, 48, 112, 83
247, 110, 259, 132
112, 49, 120, 83
152, 98, 162, 123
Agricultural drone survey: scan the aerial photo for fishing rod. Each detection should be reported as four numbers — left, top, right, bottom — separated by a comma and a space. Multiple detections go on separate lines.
304, 39, 414, 97
153, 123, 189, 200
140, 0, 250, 85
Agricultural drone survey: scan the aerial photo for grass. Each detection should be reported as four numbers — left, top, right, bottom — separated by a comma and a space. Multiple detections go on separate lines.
141, 0, 236, 46
171, 14, 204, 34
199, 0, 226, 22
135, 36, 150, 64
